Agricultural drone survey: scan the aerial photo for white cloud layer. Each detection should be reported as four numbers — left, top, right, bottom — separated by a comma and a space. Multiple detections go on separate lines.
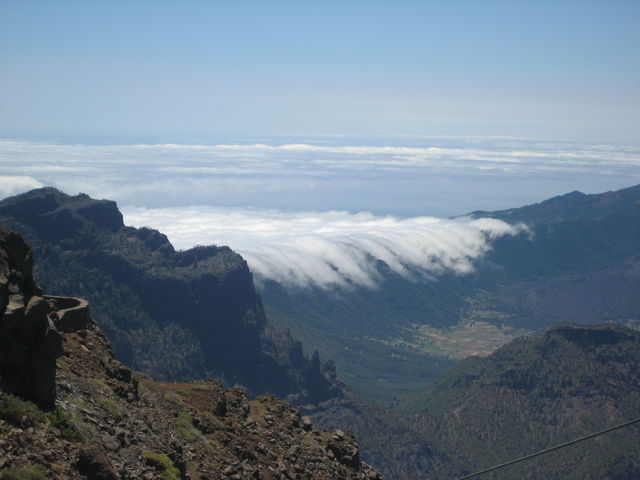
122, 206, 526, 288
0, 175, 44, 199
1, 137, 638, 217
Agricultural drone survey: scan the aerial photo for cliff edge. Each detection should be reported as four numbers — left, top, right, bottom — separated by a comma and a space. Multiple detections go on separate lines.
0, 188, 335, 401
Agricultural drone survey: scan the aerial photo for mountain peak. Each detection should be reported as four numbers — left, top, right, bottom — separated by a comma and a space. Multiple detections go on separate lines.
549, 323, 638, 348
0, 187, 124, 238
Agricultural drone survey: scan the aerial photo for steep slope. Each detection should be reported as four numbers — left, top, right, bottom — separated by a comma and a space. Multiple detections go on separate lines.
0, 227, 383, 480
260, 184, 640, 402
0, 228, 62, 409
0, 188, 333, 400
0, 190, 458, 480
398, 324, 640, 479
472, 184, 640, 328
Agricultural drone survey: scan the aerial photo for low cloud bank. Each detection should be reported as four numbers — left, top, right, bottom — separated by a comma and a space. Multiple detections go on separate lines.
0, 176, 44, 199
1, 138, 638, 217
122, 206, 527, 288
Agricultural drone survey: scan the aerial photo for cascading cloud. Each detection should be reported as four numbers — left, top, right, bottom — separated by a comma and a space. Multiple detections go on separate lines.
122, 206, 528, 289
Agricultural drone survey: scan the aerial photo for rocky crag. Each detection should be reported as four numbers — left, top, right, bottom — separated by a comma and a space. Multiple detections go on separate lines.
0, 188, 335, 401
0, 228, 62, 409
0, 227, 382, 480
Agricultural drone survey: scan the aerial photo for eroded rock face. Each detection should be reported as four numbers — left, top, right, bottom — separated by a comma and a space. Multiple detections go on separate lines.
0, 227, 62, 408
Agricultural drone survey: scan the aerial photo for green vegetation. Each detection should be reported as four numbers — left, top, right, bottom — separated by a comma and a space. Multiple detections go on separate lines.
89, 378, 112, 392
56, 358, 71, 372
47, 407, 81, 442
0, 394, 44, 427
264, 289, 456, 403
190, 383, 214, 392
95, 396, 123, 417
1, 464, 48, 480
163, 391, 183, 407
172, 411, 199, 441
142, 451, 180, 480
64, 395, 91, 411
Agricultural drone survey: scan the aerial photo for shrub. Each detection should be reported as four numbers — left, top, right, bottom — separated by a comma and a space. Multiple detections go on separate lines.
56, 358, 71, 372
142, 451, 180, 480
2, 464, 48, 480
95, 396, 123, 417
88, 378, 112, 392
172, 411, 199, 441
0, 394, 45, 427
46, 407, 81, 442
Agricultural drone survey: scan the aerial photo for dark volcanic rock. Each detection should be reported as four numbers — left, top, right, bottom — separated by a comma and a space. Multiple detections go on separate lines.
0, 227, 62, 408
76, 445, 119, 480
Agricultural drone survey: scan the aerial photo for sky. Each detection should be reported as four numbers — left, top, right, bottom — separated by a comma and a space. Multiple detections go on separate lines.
1, 1, 639, 141
1, 1, 639, 287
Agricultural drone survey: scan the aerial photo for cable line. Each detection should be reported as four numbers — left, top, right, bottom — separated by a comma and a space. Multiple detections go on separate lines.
454, 416, 640, 480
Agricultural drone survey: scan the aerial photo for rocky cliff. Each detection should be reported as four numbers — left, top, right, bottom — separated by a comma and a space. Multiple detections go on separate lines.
0, 227, 382, 480
0, 188, 335, 401
0, 228, 62, 408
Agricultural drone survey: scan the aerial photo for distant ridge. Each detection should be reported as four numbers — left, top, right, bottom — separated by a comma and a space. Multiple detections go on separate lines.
398, 323, 640, 479
471, 183, 640, 224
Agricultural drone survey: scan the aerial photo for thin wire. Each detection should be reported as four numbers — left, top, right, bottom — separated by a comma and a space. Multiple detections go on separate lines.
454, 416, 640, 480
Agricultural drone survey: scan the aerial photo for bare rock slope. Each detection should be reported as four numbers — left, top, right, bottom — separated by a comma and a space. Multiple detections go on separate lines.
0, 227, 382, 480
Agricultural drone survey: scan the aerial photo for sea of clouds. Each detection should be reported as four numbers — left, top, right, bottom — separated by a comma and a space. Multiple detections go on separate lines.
0, 136, 638, 287
122, 206, 527, 288
1, 137, 639, 216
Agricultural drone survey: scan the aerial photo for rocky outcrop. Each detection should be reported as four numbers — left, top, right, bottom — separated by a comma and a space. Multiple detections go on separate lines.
0, 230, 383, 479
0, 188, 335, 401
0, 227, 62, 408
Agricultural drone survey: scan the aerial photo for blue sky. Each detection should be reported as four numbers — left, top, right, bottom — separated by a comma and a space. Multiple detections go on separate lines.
1, 1, 639, 141
1, 2, 640, 284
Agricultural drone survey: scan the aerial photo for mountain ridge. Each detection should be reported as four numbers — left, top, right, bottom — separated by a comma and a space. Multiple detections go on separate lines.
260, 184, 640, 401
3, 185, 640, 479
396, 322, 640, 479
0, 187, 335, 402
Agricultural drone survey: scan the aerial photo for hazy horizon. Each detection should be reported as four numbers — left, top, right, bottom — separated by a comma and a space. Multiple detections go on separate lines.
2, 135, 638, 217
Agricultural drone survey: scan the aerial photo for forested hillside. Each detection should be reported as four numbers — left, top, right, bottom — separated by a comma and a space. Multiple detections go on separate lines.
262, 185, 640, 402
398, 324, 640, 479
